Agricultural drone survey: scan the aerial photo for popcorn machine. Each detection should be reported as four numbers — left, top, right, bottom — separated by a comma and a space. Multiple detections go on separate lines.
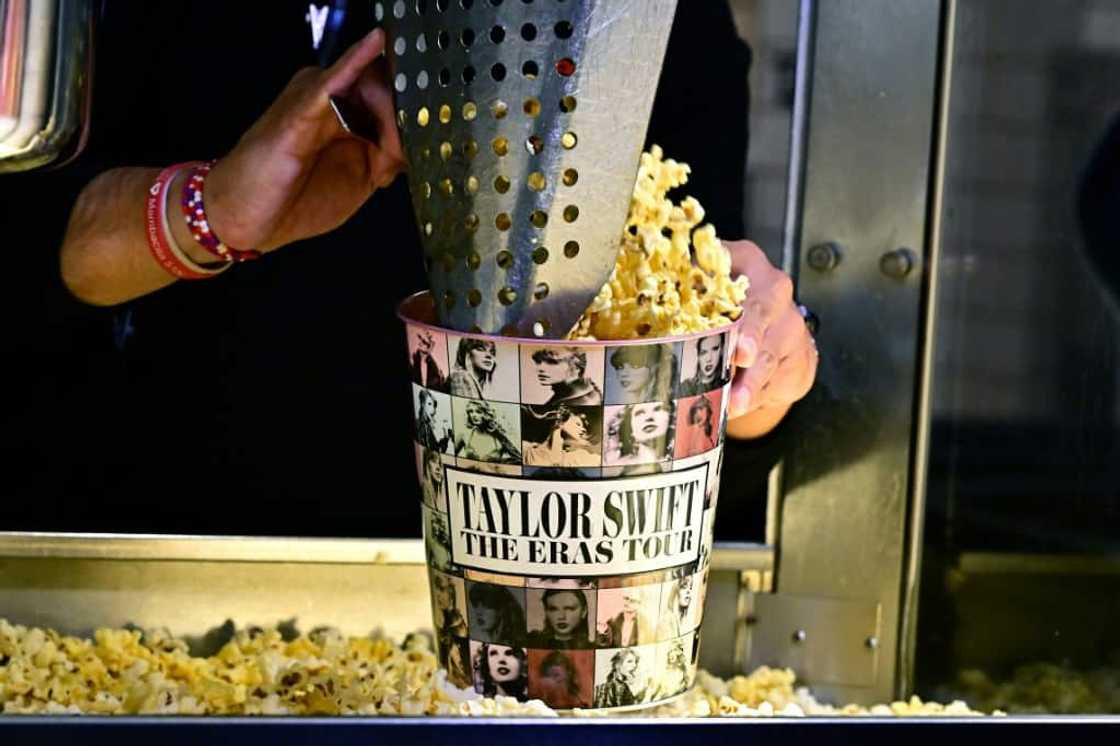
733, 0, 1120, 713
4, 0, 1120, 735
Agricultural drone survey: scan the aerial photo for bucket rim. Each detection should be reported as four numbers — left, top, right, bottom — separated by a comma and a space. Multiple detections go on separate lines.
397, 291, 746, 348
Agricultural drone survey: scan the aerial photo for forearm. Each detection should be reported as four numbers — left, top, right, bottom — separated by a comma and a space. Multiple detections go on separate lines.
59, 167, 221, 306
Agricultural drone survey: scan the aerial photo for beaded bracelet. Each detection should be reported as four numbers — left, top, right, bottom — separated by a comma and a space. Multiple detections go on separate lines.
180, 161, 261, 263
145, 163, 230, 280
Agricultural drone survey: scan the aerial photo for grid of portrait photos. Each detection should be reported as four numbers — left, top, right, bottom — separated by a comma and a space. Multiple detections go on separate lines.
407, 325, 734, 482
426, 567, 710, 709
408, 324, 734, 708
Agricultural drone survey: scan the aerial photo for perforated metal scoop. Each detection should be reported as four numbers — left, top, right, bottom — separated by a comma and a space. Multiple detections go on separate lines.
377, 0, 677, 338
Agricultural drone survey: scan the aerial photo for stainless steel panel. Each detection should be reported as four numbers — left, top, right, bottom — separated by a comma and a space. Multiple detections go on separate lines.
6, 536, 1120, 728
698, 568, 743, 677
0, 558, 432, 647
0, 532, 426, 563
779, 0, 815, 277
899, 0, 954, 699
0, 534, 434, 646
745, 593, 881, 688
769, 0, 941, 704
0, 535, 769, 672
698, 543, 774, 676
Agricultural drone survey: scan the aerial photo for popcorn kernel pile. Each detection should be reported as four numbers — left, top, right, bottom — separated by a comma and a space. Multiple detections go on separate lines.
0, 618, 994, 718
0, 618, 526, 717
949, 662, 1120, 715
567, 146, 750, 341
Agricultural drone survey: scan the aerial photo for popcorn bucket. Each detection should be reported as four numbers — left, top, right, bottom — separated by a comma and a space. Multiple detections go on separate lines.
400, 292, 741, 711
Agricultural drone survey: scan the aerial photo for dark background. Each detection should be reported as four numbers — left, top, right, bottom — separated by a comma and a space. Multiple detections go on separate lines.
3, 1, 776, 540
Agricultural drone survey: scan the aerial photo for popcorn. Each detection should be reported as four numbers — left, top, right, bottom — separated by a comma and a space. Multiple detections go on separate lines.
567, 146, 750, 341
0, 618, 994, 717
946, 662, 1120, 714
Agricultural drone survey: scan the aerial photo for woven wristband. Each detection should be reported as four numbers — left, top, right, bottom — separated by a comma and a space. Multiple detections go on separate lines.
180, 161, 261, 263
145, 163, 229, 280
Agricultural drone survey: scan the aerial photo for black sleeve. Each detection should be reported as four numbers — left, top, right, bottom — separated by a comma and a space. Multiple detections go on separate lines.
10, 2, 186, 511
715, 402, 801, 544
646, 0, 753, 238
9, 0, 323, 528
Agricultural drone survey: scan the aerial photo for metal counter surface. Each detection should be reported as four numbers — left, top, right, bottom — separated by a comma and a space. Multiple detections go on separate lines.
3, 534, 1120, 736
0, 533, 771, 670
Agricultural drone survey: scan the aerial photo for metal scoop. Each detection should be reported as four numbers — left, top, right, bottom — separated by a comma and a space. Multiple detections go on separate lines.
377, 0, 677, 338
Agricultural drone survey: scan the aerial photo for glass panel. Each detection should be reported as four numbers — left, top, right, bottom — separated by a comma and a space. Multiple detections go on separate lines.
916, 0, 1120, 714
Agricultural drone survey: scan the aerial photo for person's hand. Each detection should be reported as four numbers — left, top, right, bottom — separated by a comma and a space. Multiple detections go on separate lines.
725, 240, 818, 439
202, 29, 405, 253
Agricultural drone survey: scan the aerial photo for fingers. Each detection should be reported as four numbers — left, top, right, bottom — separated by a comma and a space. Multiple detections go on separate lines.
354, 62, 406, 183
728, 339, 782, 419
729, 344, 815, 420
735, 267, 793, 369
727, 275, 817, 419
728, 367, 751, 418
724, 239, 768, 278
751, 310, 817, 409
267, 29, 398, 164
742, 347, 780, 401
767, 301, 812, 360
323, 29, 388, 96
724, 239, 789, 362
732, 325, 758, 369
723, 238, 819, 430
780, 338, 818, 403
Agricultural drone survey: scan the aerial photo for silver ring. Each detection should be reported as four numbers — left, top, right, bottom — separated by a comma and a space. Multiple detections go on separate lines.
797, 303, 818, 337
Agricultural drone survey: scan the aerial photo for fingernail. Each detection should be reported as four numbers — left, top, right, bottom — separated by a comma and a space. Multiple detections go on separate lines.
729, 386, 751, 418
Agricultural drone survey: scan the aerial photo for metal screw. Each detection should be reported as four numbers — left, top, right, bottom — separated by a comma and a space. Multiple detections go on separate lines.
792, 629, 807, 643
879, 248, 916, 279
865, 636, 879, 650
806, 242, 842, 272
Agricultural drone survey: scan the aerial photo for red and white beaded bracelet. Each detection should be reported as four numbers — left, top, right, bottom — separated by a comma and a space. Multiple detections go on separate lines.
145, 163, 230, 280
179, 161, 261, 263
